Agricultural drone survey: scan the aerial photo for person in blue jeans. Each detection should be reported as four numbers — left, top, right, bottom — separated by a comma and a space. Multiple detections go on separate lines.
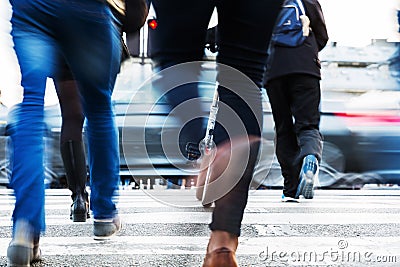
264, 0, 329, 202
150, 1, 282, 266
53, 3, 132, 223
7, 0, 121, 265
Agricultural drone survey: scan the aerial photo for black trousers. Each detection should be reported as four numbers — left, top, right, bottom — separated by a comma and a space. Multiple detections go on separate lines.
151, 0, 282, 236
267, 74, 323, 198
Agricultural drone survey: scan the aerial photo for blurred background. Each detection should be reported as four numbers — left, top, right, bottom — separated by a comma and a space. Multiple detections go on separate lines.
0, 0, 399, 190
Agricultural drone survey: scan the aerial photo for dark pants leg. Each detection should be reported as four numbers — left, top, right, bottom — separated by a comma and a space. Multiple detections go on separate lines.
267, 74, 322, 197
208, 0, 282, 237
267, 79, 299, 197
151, 0, 282, 236
150, 0, 214, 157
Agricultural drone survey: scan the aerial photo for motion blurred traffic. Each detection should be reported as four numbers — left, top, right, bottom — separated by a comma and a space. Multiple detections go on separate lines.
0, 17, 399, 190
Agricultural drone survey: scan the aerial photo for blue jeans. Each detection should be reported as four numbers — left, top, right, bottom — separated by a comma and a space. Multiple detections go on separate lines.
9, 0, 121, 235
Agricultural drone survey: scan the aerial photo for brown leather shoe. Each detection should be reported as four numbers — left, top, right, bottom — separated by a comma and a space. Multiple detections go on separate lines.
202, 247, 238, 267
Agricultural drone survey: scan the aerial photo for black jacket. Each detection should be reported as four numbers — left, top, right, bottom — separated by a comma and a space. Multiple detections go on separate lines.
265, 0, 329, 83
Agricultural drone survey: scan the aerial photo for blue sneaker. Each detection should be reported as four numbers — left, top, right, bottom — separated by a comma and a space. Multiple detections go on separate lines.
295, 155, 319, 199
281, 194, 299, 203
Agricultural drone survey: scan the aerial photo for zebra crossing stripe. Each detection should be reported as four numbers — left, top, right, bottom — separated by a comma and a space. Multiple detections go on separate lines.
0, 236, 399, 261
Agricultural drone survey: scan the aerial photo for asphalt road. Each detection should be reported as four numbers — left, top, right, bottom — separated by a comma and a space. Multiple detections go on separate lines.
1, 187, 400, 267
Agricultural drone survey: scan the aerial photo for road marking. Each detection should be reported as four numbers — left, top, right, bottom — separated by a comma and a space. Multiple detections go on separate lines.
1, 212, 400, 226
0, 236, 399, 258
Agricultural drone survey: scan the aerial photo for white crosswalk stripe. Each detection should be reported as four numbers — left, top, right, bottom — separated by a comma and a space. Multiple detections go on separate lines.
1, 188, 400, 266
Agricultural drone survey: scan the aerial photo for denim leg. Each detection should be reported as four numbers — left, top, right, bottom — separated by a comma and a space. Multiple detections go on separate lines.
9, 22, 57, 234
84, 102, 120, 220
59, 3, 121, 219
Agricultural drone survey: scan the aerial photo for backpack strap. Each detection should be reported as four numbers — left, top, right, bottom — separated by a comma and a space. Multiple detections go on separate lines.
296, 0, 306, 16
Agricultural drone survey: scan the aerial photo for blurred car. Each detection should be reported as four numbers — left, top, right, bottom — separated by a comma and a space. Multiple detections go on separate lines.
0, 103, 63, 188
0, 103, 9, 186
1, 41, 400, 189
42, 59, 400, 190
320, 41, 400, 187
253, 89, 400, 190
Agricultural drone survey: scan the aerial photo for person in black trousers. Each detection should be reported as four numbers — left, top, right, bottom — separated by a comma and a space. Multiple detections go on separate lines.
264, 0, 329, 202
149, 1, 282, 266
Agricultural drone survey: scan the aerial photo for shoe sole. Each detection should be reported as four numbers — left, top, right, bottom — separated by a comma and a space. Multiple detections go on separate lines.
301, 171, 315, 199
70, 211, 90, 222
93, 234, 117, 241
298, 155, 319, 199
281, 197, 299, 203
72, 212, 88, 222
